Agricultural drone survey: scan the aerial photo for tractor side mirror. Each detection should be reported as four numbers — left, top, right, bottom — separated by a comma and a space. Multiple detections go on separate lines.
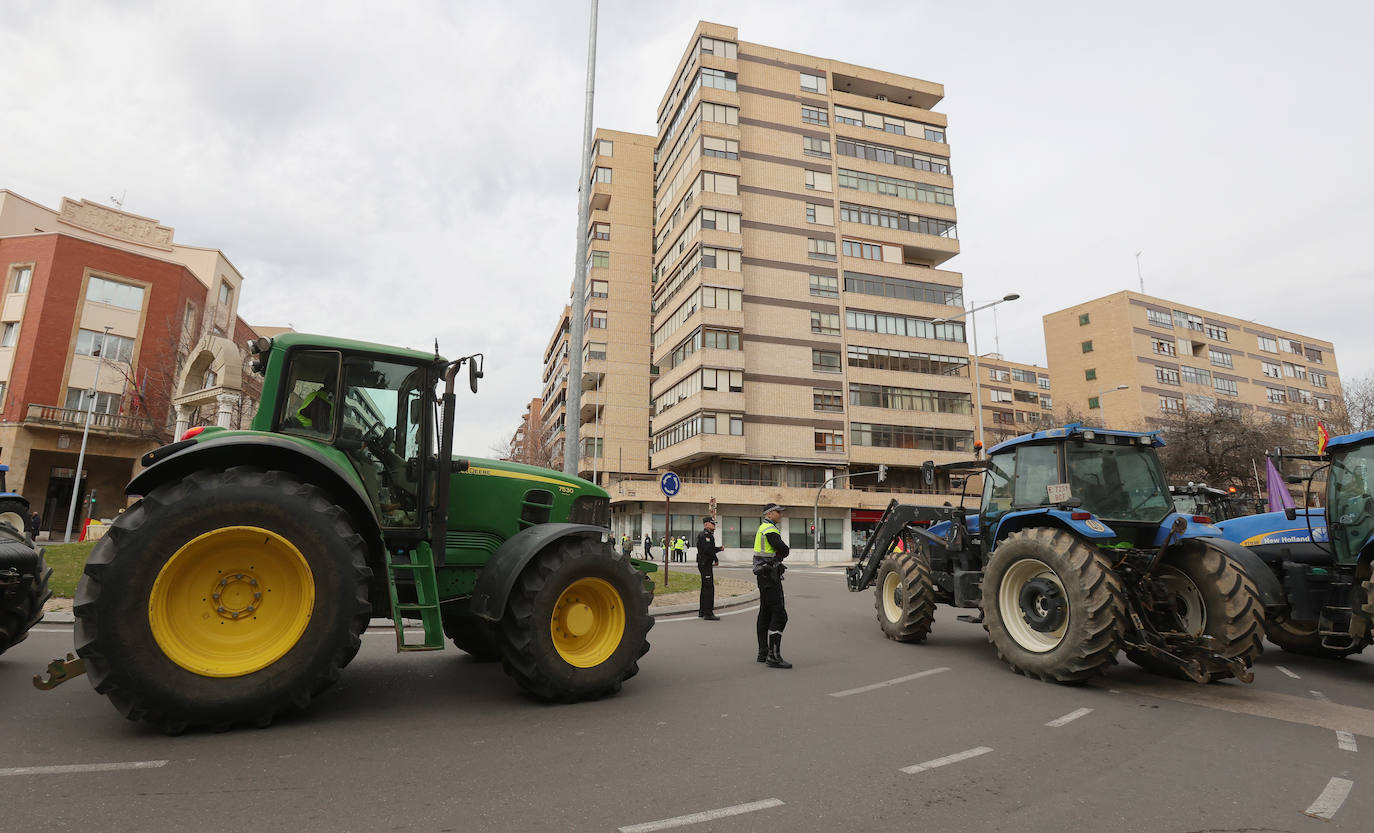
1284, 507, 1297, 521
922, 460, 935, 486
468, 354, 484, 394
1285, 475, 1305, 484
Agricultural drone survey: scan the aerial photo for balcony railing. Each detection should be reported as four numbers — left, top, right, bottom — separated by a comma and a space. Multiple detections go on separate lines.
24, 404, 154, 436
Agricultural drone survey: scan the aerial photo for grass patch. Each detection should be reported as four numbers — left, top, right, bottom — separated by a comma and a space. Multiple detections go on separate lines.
40, 541, 97, 598
648, 567, 702, 596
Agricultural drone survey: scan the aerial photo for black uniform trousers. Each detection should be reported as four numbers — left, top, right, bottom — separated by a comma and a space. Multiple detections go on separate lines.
756, 571, 788, 653
697, 562, 715, 615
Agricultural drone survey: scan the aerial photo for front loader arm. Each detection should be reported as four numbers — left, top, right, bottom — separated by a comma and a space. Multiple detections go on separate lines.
846, 499, 948, 591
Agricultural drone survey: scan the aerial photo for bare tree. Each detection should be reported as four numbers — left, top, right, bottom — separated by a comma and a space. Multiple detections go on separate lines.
1153, 405, 1296, 489
1338, 373, 1374, 434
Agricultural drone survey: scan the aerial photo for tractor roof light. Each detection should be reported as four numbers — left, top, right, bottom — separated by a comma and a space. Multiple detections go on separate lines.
1192, 515, 1213, 525
1081, 430, 1096, 441
179, 426, 206, 442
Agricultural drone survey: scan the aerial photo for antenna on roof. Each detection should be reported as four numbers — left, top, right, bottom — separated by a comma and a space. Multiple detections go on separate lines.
109, 190, 126, 209
1135, 251, 1145, 294
434, 338, 441, 361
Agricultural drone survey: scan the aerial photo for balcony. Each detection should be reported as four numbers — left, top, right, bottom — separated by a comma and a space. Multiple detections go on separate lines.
24, 404, 154, 437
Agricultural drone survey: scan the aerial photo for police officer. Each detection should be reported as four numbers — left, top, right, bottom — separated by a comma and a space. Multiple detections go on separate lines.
696, 517, 721, 620
753, 503, 791, 668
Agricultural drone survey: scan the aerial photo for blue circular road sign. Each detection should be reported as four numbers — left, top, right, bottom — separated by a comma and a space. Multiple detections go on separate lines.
659, 471, 681, 497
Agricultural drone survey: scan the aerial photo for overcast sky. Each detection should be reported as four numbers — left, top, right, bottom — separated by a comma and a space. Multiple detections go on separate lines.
5, 1, 1372, 452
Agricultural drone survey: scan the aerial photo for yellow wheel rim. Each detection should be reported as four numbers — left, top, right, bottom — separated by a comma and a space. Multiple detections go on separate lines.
550, 577, 625, 668
149, 526, 315, 678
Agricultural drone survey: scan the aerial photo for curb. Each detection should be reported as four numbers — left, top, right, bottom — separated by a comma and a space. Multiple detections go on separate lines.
650, 590, 760, 617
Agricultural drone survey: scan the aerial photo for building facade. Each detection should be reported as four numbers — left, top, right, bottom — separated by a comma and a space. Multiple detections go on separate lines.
538, 305, 570, 471
977, 354, 1053, 447
0, 190, 263, 534
1044, 290, 1341, 432
566, 22, 976, 561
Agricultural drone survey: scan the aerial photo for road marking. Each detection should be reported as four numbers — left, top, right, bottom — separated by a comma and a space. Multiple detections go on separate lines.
0, 760, 168, 777
900, 746, 993, 774
1275, 665, 1300, 679
1336, 731, 1358, 752
1310, 689, 1332, 703
1045, 707, 1094, 727
30, 628, 73, 633
828, 667, 951, 698
1304, 777, 1353, 820
657, 605, 760, 623
618, 798, 784, 832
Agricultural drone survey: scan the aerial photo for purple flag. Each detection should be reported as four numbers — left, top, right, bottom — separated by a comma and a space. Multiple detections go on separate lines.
1266, 457, 1295, 512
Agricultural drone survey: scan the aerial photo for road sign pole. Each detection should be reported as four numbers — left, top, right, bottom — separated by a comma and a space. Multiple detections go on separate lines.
664, 495, 670, 587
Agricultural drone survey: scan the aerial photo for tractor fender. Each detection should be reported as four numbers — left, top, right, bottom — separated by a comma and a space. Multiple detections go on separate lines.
1184, 536, 1287, 614
993, 508, 1116, 547
127, 434, 382, 546
469, 523, 613, 622
1153, 512, 1224, 545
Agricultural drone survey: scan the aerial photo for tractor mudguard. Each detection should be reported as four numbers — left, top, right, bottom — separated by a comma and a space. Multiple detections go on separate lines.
1150, 512, 1225, 545
127, 434, 381, 536
469, 523, 613, 622
1188, 536, 1287, 613
993, 508, 1116, 546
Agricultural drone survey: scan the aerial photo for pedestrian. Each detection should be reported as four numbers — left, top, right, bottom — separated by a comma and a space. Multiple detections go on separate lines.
643, 532, 653, 559
753, 503, 792, 668
675, 535, 686, 563
27, 510, 41, 540
621, 534, 633, 559
696, 517, 721, 620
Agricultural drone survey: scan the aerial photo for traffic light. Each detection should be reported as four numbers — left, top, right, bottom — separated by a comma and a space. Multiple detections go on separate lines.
878, 463, 888, 483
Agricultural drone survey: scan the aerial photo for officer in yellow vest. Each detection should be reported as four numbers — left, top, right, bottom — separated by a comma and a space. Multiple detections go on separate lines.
753, 503, 792, 668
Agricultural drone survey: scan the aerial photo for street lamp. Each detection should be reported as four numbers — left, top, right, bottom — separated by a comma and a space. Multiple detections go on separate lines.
934, 293, 1021, 450
1096, 384, 1129, 427
64, 325, 112, 543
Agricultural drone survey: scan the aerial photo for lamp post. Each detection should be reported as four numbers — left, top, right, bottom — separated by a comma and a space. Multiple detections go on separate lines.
64, 325, 112, 543
1096, 384, 1129, 428
934, 293, 1021, 450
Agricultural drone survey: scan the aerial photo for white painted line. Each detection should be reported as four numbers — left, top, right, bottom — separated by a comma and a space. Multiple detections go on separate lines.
1275, 665, 1300, 679
1336, 731, 1358, 752
829, 667, 951, 698
618, 798, 784, 832
1310, 689, 1332, 703
657, 605, 759, 623
29, 628, 73, 633
901, 746, 993, 774
0, 760, 168, 777
1045, 707, 1094, 727
1304, 777, 1353, 820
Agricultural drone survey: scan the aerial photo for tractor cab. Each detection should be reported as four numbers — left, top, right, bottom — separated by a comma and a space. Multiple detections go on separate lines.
1325, 430, 1374, 568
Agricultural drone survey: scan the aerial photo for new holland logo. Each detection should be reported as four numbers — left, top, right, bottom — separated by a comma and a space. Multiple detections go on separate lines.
1084, 519, 1107, 532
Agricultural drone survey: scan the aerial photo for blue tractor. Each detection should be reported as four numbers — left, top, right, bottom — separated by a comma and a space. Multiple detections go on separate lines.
848, 424, 1283, 684
0, 463, 51, 655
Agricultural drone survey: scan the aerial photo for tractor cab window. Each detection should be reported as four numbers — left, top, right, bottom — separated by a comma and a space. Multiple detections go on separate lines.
1013, 444, 1061, 508
1065, 442, 1172, 523
279, 350, 342, 439
1330, 445, 1374, 561
340, 357, 429, 529
981, 451, 1015, 527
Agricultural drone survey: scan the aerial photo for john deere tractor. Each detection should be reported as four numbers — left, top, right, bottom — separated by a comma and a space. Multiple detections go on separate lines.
36, 334, 653, 733
848, 424, 1282, 684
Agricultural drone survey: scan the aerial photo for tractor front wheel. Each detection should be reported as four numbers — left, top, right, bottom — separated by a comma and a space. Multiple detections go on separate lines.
874, 545, 936, 643
982, 527, 1125, 683
496, 536, 652, 702
72, 467, 372, 733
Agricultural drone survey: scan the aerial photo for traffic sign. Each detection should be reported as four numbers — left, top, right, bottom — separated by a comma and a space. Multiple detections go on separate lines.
659, 471, 681, 497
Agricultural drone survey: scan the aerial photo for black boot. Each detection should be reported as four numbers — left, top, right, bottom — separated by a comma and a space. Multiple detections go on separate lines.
765, 632, 792, 669
756, 643, 767, 663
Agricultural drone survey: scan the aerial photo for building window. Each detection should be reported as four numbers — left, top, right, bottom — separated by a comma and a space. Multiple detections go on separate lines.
850, 383, 972, 414
815, 430, 844, 453
1316, 397, 1332, 411
847, 345, 967, 377
1146, 308, 1173, 328
811, 312, 840, 336
589, 251, 609, 269
1281, 338, 1303, 354
590, 222, 610, 240
1156, 367, 1180, 386
589, 279, 609, 298
701, 247, 742, 271
1214, 377, 1238, 396
842, 239, 885, 261
989, 368, 1010, 382
0, 322, 18, 348
700, 209, 741, 233
86, 275, 145, 311
203, 368, 219, 389
1261, 361, 1281, 378
850, 423, 972, 452
1150, 337, 1176, 357
809, 274, 839, 298
1084, 368, 1097, 381
1257, 335, 1278, 352
700, 102, 739, 125
812, 349, 841, 373
702, 136, 738, 159
805, 170, 833, 192
218, 280, 233, 306
592, 166, 612, 184
808, 238, 837, 261
588, 311, 607, 329
1172, 310, 1204, 331
800, 72, 826, 94
65, 387, 121, 415
803, 136, 831, 157
1081, 340, 1093, 353
813, 388, 843, 412
75, 329, 135, 363
1038, 375, 1051, 390
1088, 396, 1100, 410
585, 342, 607, 361
844, 271, 963, 306
990, 390, 1013, 403
838, 202, 958, 239
700, 171, 739, 194
1205, 323, 1229, 342
1208, 348, 1234, 369
8, 265, 32, 293
805, 203, 834, 225
1181, 366, 1212, 386
1282, 361, 1307, 380
701, 368, 743, 392
699, 36, 737, 58
1311, 371, 1328, 388
700, 67, 737, 91
596, 139, 614, 157
1078, 313, 1090, 326
1305, 346, 1324, 364
801, 105, 828, 125
1159, 396, 1184, 413
837, 168, 954, 205
1266, 387, 1286, 404
835, 136, 950, 174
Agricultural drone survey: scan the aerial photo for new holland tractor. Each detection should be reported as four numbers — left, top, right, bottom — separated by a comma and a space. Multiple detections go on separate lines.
34, 334, 654, 733
847, 424, 1282, 684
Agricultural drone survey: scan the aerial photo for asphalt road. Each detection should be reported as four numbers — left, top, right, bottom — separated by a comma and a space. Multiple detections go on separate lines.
3, 567, 1372, 833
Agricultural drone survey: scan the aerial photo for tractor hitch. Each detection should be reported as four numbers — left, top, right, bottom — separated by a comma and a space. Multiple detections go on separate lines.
33, 653, 87, 691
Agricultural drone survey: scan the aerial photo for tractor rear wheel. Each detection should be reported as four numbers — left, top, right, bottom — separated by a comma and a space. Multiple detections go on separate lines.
982, 527, 1125, 683
1125, 546, 1264, 681
0, 498, 29, 538
1265, 617, 1367, 659
0, 525, 51, 655
496, 536, 652, 702
73, 467, 372, 733
874, 545, 936, 643
442, 608, 501, 662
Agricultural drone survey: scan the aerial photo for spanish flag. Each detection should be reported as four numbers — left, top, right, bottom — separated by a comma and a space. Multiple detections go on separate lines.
1318, 421, 1331, 454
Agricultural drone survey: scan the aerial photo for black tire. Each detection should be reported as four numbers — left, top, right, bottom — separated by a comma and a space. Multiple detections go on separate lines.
873, 546, 936, 643
0, 498, 29, 537
1264, 617, 1367, 659
73, 467, 372, 734
982, 527, 1125, 683
442, 609, 501, 662
496, 536, 652, 702
0, 525, 51, 655
1125, 546, 1265, 681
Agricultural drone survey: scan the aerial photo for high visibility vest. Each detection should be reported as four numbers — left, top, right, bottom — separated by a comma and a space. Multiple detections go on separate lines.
754, 520, 781, 554
296, 389, 331, 428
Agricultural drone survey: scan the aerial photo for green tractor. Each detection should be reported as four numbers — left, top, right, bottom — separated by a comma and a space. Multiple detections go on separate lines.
37, 334, 654, 733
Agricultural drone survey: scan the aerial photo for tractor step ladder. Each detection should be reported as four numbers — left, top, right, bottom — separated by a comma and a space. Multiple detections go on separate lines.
384, 542, 445, 651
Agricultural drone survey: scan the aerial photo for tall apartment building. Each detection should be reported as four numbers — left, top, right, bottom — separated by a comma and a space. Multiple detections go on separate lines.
0, 190, 264, 532
506, 396, 543, 464
538, 304, 570, 470
1045, 290, 1342, 434
572, 22, 974, 560
977, 354, 1053, 447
